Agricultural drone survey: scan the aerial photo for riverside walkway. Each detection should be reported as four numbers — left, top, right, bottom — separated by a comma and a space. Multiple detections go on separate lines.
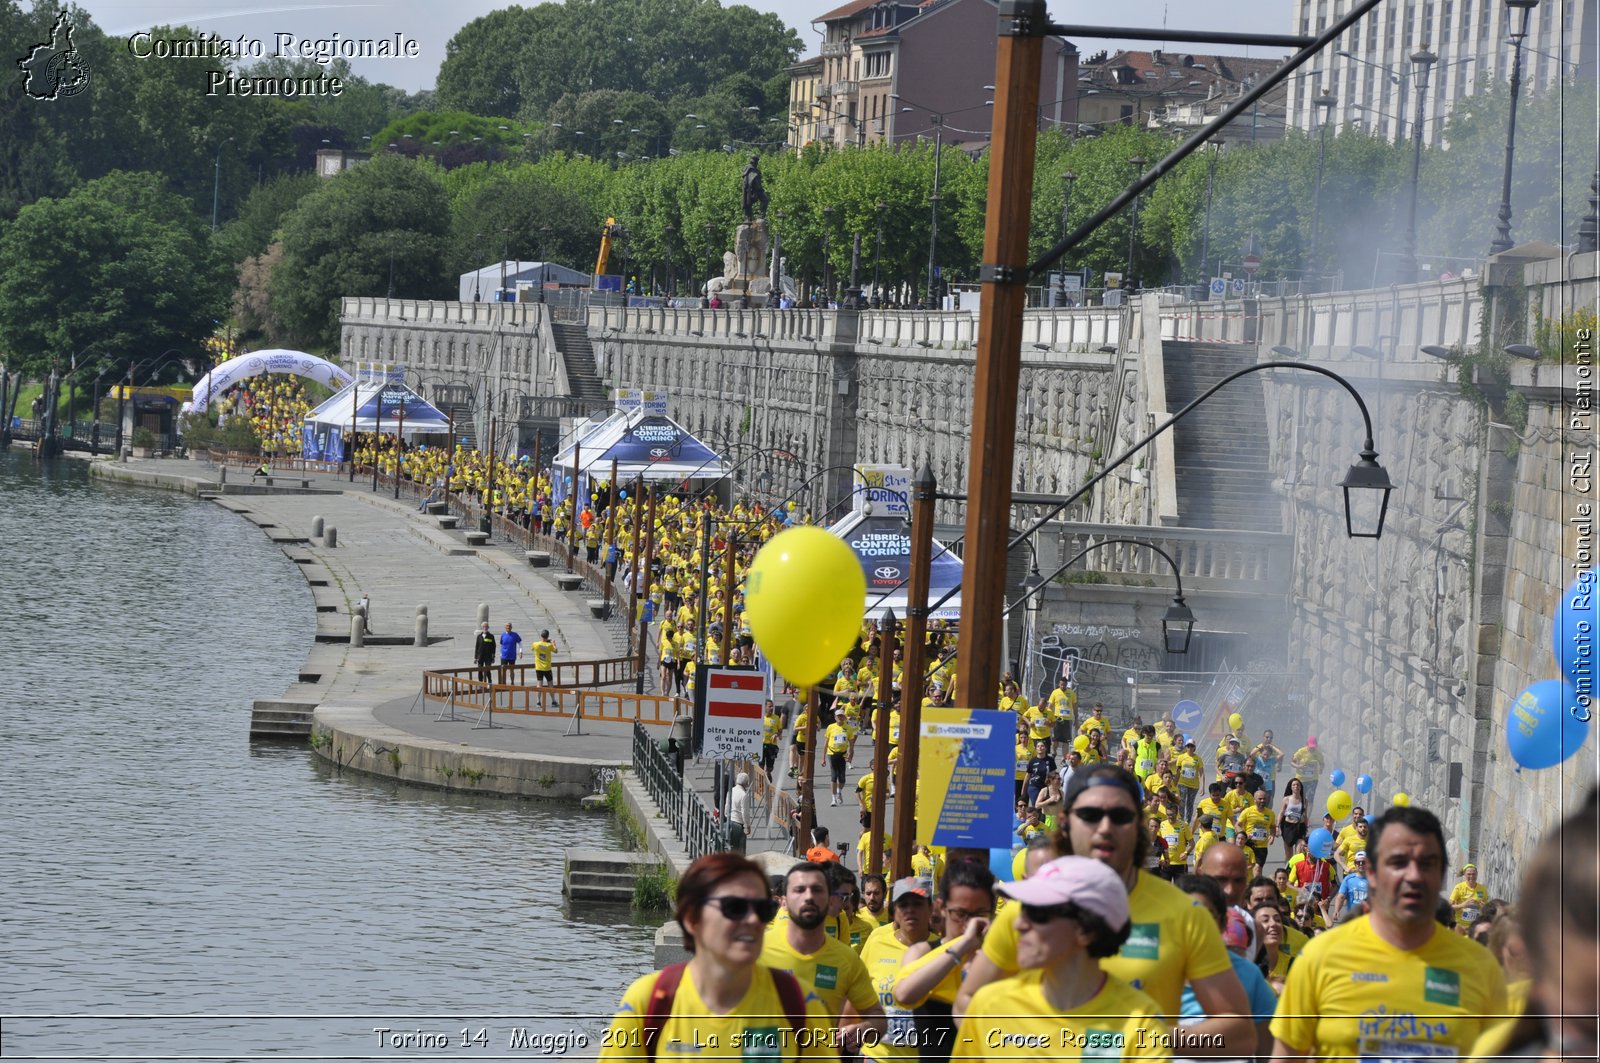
91, 455, 884, 876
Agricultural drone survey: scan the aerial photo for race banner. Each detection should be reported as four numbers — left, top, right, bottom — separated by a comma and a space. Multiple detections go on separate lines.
915, 708, 1016, 848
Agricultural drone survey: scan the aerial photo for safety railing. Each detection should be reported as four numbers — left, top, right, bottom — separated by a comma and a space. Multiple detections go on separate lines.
422, 670, 679, 724
632, 722, 729, 862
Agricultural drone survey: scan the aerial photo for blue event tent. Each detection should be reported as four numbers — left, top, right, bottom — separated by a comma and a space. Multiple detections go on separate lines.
827, 510, 963, 621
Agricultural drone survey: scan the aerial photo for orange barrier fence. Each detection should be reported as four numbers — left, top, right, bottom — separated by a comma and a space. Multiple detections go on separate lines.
422, 669, 682, 726
429, 656, 640, 690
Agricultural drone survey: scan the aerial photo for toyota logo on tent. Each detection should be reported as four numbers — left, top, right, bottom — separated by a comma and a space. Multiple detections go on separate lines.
648, 447, 670, 459
874, 565, 901, 580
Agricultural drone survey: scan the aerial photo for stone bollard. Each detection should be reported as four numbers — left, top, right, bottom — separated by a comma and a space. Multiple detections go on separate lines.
415, 605, 429, 647
477, 602, 490, 625
324, 526, 337, 548
350, 615, 365, 648
311, 515, 325, 539
219, 467, 227, 484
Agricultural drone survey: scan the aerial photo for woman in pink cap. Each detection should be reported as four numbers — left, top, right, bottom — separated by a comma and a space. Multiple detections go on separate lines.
1290, 736, 1323, 808
952, 855, 1171, 1060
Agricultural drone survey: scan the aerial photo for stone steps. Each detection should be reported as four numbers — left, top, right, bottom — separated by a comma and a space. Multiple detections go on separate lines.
249, 700, 316, 742
1164, 340, 1282, 533
563, 848, 664, 904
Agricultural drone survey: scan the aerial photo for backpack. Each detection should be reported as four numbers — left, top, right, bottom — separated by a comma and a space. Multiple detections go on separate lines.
642, 963, 806, 1061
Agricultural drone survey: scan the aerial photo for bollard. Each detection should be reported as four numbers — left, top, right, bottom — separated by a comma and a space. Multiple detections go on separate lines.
324, 526, 337, 548
350, 615, 365, 648
220, 467, 227, 484
415, 610, 429, 647
311, 515, 325, 538
476, 602, 489, 625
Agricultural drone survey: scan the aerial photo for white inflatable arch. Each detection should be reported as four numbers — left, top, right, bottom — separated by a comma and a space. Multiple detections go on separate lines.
190, 349, 353, 413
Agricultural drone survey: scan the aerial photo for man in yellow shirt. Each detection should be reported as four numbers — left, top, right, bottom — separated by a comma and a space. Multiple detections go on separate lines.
1047, 676, 1077, 757
761, 862, 886, 1046
861, 880, 935, 1063
1289, 737, 1323, 807
528, 629, 559, 709
1159, 811, 1193, 876
1336, 816, 1370, 873
1175, 740, 1204, 820
1078, 703, 1108, 739
1268, 805, 1507, 1062
1234, 790, 1278, 870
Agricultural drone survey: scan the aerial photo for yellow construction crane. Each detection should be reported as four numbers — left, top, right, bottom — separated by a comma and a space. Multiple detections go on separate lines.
594, 217, 624, 279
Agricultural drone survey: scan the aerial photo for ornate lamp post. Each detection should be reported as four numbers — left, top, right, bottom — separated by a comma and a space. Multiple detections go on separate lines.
1125, 155, 1146, 286
1403, 48, 1438, 283
1489, 0, 1539, 255
1307, 92, 1337, 288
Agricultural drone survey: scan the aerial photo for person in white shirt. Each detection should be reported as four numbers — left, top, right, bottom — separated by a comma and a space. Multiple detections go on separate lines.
725, 772, 751, 854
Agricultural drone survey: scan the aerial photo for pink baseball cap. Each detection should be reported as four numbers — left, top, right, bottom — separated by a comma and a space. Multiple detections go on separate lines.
997, 856, 1130, 931
1307, 736, 1318, 748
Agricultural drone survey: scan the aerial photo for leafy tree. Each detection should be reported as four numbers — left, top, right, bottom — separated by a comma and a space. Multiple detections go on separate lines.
541, 90, 671, 160
0, 170, 232, 380
271, 154, 452, 349
214, 173, 320, 265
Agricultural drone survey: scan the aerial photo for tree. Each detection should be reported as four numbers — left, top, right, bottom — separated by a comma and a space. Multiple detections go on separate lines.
0, 170, 232, 380
214, 173, 320, 265
270, 154, 453, 349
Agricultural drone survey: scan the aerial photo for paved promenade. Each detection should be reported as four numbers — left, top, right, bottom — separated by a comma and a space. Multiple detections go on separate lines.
96, 457, 884, 871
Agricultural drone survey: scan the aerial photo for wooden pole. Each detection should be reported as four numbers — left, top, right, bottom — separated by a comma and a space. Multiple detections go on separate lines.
798, 685, 820, 850
953, 0, 1048, 714
719, 531, 737, 664
869, 611, 896, 878
637, 485, 658, 695
892, 465, 936, 879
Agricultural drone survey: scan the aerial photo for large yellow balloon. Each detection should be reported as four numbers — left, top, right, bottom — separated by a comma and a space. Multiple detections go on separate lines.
1073, 735, 1090, 753
1228, 712, 1244, 731
1392, 791, 1411, 808
1326, 789, 1353, 820
745, 526, 866, 688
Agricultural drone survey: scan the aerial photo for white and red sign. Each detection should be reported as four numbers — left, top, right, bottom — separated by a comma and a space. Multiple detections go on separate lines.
702, 668, 766, 759
1241, 254, 1261, 274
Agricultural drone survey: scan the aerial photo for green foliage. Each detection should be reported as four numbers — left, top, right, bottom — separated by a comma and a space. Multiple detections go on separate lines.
179, 410, 217, 450
214, 174, 320, 264
131, 425, 155, 448
217, 415, 261, 454
370, 111, 534, 168
1533, 306, 1599, 364
271, 154, 453, 347
0, 170, 231, 379
633, 861, 675, 913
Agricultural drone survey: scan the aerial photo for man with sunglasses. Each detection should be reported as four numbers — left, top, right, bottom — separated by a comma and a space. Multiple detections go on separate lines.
954, 765, 1251, 1057
762, 863, 886, 1051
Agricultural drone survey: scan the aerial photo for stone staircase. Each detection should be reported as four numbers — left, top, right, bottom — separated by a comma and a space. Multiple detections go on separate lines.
249, 700, 315, 742
1162, 342, 1282, 533
436, 402, 476, 451
550, 323, 610, 403
563, 848, 663, 904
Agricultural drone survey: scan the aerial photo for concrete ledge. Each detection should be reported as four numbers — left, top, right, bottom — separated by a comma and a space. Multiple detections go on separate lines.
312, 703, 627, 800
556, 574, 585, 591
425, 501, 449, 516
464, 531, 490, 546
586, 599, 609, 619
617, 770, 692, 876
437, 515, 459, 530
526, 551, 552, 567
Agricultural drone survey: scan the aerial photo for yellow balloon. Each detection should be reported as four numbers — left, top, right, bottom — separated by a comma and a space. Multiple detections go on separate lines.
1228, 712, 1244, 731
1392, 791, 1411, 808
1073, 735, 1090, 753
1326, 789, 1353, 820
745, 526, 866, 688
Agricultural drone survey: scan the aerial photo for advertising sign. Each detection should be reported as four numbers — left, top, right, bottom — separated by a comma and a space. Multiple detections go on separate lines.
701, 668, 766, 760
915, 708, 1017, 848
852, 463, 912, 516
612, 389, 670, 416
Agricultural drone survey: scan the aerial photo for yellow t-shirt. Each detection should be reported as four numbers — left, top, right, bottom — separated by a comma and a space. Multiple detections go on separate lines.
530, 640, 556, 670
1175, 752, 1202, 789
1159, 819, 1191, 866
861, 923, 929, 1063
953, 969, 1171, 1062
1269, 916, 1508, 1060
1448, 881, 1488, 913
1235, 806, 1277, 847
763, 714, 784, 745
825, 723, 851, 756
793, 712, 810, 744
760, 929, 879, 1021
1079, 715, 1108, 737
980, 869, 1231, 1016
856, 773, 875, 805
599, 964, 834, 1061
1025, 707, 1054, 742
1192, 829, 1220, 864
894, 939, 968, 1007
1048, 687, 1077, 721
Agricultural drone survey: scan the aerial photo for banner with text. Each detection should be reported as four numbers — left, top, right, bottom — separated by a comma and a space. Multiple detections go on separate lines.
701, 668, 766, 760
915, 708, 1016, 848
852, 463, 912, 517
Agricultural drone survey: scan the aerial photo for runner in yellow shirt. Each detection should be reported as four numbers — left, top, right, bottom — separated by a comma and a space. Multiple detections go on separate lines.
528, 630, 559, 709
1078, 705, 1109, 738
1234, 790, 1277, 870
1270, 805, 1506, 1061
760, 862, 886, 1043
860, 880, 935, 1063
1174, 741, 1203, 820
1448, 863, 1489, 927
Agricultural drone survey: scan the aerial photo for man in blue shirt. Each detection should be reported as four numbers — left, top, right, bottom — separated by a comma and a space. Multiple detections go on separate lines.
497, 622, 522, 684
1331, 849, 1369, 922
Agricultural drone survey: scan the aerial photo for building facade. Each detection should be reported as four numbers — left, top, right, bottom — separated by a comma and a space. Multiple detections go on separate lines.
1077, 49, 1291, 143
1288, 0, 1597, 144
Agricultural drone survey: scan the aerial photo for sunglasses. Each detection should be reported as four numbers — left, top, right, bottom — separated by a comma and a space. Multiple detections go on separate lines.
1020, 902, 1079, 924
944, 906, 995, 921
704, 896, 781, 923
1071, 806, 1139, 826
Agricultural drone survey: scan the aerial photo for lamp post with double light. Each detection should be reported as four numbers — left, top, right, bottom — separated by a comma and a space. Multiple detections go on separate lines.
1490, 0, 1539, 255
1125, 155, 1146, 287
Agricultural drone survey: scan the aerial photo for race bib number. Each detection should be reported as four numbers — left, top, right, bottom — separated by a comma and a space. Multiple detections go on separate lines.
1250, 826, 1268, 842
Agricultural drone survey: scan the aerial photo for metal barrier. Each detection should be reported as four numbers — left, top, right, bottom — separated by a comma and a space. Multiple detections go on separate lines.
421, 671, 678, 724
631, 722, 729, 862
429, 657, 640, 690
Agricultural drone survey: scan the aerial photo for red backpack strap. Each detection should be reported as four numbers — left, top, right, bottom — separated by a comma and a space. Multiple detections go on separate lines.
770, 967, 808, 1040
643, 962, 687, 1063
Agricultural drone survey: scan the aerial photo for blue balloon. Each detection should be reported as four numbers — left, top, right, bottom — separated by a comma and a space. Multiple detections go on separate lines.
1307, 827, 1335, 860
1554, 569, 1598, 699
1355, 773, 1373, 794
1507, 678, 1592, 770
1329, 769, 1346, 787
989, 848, 1015, 882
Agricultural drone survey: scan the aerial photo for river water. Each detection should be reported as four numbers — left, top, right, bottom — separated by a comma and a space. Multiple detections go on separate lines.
0, 450, 655, 1059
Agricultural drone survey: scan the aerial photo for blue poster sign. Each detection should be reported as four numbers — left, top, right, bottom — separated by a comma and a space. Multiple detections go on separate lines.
916, 708, 1017, 848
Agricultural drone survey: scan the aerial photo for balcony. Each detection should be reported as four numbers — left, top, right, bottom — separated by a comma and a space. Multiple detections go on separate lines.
820, 79, 858, 99
822, 40, 850, 58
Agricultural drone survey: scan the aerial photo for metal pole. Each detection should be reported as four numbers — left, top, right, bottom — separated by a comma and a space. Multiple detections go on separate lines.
1308, 95, 1335, 287
628, 473, 645, 653
372, 372, 382, 492
210, 138, 230, 233
567, 439, 581, 568
603, 457, 621, 592
1125, 156, 1145, 285
798, 685, 820, 851
116, 370, 129, 456
868, 611, 896, 878
1490, 2, 1536, 254
637, 485, 657, 694
953, 0, 1047, 715
696, 507, 711, 666
349, 365, 359, 481
926, 117, 944, 308
873, 203, 886, 305
719, 532, 736, 664
892, 466, 937, 879
392, 397, 405, 499
485, 411, 497, 537
1403, 49, 1437, 283
1199, 146, 1218, 287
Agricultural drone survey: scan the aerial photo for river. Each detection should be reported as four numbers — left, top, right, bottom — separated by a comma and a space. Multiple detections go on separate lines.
0, 449, 655, 1058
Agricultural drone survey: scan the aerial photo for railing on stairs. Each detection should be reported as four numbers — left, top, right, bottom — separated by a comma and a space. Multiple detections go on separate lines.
633, 721, 728, 862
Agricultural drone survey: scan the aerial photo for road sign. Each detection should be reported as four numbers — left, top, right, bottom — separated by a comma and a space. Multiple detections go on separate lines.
1241, 254, 1261, 274
1172, 699, 1203, 728
701, 668, 765, 759
1209, 277, 1227, 297
1231, 277, 1247, 295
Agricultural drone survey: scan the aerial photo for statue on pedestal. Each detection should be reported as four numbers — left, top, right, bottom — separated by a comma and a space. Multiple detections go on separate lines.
742, 156, 768, 221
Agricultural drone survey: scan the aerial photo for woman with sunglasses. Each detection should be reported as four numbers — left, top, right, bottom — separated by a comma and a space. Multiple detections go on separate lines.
952, 856, 1169, 1061
953, 765, 1251, 1057
600, 852, 831, 1060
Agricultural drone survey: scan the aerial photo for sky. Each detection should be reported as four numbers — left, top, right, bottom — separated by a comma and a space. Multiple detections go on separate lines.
73, 0, 1292, 94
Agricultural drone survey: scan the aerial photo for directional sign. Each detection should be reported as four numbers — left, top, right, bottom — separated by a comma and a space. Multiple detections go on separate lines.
1242, 254, 1261, 273
1209, 277, 1227, 297
1172, 699, 1203, 728
1231, 277, 1247, 295
701, 668, 766, 759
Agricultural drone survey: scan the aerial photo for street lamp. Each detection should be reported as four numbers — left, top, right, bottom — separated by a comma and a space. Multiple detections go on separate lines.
1006, 538, 1197, 655
1403, 48, 1438, 283
210, 137, 233, 233
1490, 0, 1540, 254
924, 114, 945, 308
1126, 155, 1146, 286
822, 205, 835, 305
1198, 141, 1223, 285
1059, 170, 1077, 246
872, 202, 887, 306
1307, 92, 1337, 287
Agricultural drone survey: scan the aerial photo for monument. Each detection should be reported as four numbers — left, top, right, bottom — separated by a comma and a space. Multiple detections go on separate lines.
706, 156, 781, 307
